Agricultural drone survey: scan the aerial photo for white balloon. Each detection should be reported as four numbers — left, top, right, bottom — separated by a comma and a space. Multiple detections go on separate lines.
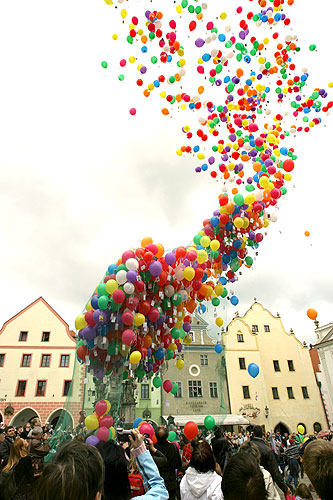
255, 191, 264, 201
211, 49, 218, 57
179, 69, 186, 77
205, 37, 212, 44
116, 270, 127, 285
165, 285, 175, 298
174, 266, 184, 281
179, 290, 188, 301
126, 258, 139, 271
96, 337, 109, 350
225, 25, 231, 32
123, 282, 135, 295
270, 213, 278, 222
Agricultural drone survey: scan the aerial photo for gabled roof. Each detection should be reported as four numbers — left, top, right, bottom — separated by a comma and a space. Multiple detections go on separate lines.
315, 327, 333, 347
0, 297, 76, 342
193, 312, 209, 327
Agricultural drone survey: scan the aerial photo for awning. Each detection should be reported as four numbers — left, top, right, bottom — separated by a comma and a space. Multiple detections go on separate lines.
163, 414, 249, 426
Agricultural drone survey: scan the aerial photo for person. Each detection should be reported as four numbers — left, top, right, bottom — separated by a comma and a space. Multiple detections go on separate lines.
33, 440, 104, 500
285, 438, 300, 490
0, 426, 16, 468
0, 429, 6, 469
238, 440, 280, 500
180, 439, 222, 500
284, 482, 313, 500
0, 437, 34, 500
20, 424, 31, 440
27, 419, 42, 438
28, 427, 50, 474
303, 439, 333, 500
211, 427, 231, 472
252, 425, 289, 496
222, 452, 268, 500
154, 425, 182, 500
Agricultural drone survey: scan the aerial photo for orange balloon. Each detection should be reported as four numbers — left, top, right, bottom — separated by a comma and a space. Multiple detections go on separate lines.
162, 108, 169, 115
143, 335, 152, 348
198, 86, 204, 94
304, 231, 310, 237
141, 236, 153, 247
155, 243, 165, 259
307, 308, 317, 321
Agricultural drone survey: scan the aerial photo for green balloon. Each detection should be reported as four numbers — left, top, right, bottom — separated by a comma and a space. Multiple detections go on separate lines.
234, 193, 244, 206
212, 297, 220, 307
245, 256, 253, 266
309, 44, 316, 51
171, 328, 180, 339
118, 74, 125, 81
166, 349, 174, 361
204, 415, 215, 430
136, 365, 145, 379
171, 293, 182, 306
97, 283, 107, 297
170, 382, 178, 395
98, 296, 109, 311
153, 376, 162, 388
168, 430, 177, 441
101, 61, 108, 69
127, 35, 133, 44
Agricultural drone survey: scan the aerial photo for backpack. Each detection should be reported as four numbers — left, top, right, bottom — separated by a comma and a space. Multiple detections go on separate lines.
128, 473, 145, 498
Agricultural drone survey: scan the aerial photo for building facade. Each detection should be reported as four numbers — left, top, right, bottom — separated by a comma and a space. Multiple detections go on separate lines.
223, 301, 327, 434
0, 297, 83, 428
311, 323, 333, 429
135, 379, 161, 425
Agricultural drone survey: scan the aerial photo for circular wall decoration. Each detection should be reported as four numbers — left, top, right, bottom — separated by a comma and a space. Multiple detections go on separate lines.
189, 364, 200, 377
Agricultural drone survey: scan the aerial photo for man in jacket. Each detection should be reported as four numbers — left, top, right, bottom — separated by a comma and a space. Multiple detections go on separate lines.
0, 426, 16, 468
211, 426, 232, 472
252, 425, 290, 496
28, 427, 50, 474
154, 425, 182, 500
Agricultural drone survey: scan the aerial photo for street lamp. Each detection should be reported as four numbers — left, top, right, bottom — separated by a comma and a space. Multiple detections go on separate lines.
265, 406, 269, 419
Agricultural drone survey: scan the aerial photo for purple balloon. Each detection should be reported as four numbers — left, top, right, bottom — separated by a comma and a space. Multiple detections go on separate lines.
93, 309, 107, 325
195, 38, 205, 48
183, 322, 191, 333
177, 343, 183, 352
165, 252, 176, 266
149, 261, 162, 277
83, 326, 96, 342
127, 270, 137, 283
86, 435, 100, 447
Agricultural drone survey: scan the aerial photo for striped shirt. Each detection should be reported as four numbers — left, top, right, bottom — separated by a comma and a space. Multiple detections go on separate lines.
285, 444, 300, 460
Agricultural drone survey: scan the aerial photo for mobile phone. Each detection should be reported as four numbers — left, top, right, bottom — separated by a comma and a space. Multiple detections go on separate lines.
116, 429, 134, 443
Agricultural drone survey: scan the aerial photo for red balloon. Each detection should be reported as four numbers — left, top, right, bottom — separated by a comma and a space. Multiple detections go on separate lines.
283, 159, 295, 172
139, 300, 151, 315
77, 345, 88, 361
95, 400, 108, 417
184, 421, 198, 440
85, 310, 96, 326
163, 380, 173, 393
189, 20, 196, 31
100, 415, 113, 428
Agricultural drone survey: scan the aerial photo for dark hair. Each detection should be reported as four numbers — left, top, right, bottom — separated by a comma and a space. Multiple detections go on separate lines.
222, 453, 268, 500
96, 441, 131, 500
5, 426, 14, 433
239, 440, 261, 464
34, 440, 104, 500
303, 440, 333, 500
252, 425, 263, 438
155, 426, 169, 443
190, 439, 216, 473
295, 483, 313, 500
214, 426, 223, 438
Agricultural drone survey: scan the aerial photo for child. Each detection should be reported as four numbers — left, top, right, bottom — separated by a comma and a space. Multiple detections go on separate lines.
285, 482, 314, 500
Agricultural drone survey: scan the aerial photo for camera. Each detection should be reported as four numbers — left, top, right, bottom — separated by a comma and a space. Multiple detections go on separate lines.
116, 428, 135, 443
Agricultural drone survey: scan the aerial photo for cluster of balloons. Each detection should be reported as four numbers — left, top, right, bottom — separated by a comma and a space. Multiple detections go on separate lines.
85, 400, 116, 445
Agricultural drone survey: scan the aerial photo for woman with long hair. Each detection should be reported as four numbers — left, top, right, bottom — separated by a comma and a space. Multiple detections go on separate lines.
1, 437, 34, 500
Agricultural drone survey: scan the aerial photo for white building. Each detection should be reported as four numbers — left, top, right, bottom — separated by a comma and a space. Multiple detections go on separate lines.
312, 323, 333, 429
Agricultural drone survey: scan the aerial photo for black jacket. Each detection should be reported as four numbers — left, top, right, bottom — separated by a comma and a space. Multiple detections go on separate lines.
0, 436, 15, 468
252, 437, 288, 494
155, 441, 182, 492
211, 436, 231, 471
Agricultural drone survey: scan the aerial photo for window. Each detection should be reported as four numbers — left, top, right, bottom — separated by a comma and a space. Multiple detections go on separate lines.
141, 384, 149, 400
188, 380, 202, 398
21, 354, 31, 367
302, 386, 309, 399
209, 382, 218, 398
237, 334, 244, 343
16, 380, 27, 397
272, 387, 279, 400
63, 380, 72, 396
287, 360, 295, 371
287, 387, 294, 399
252, 325, 258, 333
273, 360, 280, 372
41, 355, 51, 367
200, 355, 208, 366
242, 386, 250, 399
264, 325, 270, 332
19, 331, 28, 342
42, 332, 50, 342
0, 354, 5, 367
36, 380, 46, 396
239, 358, 246, 370
189, 331, 195, 342
60, 355, 70, 367
175, 382, 182, 398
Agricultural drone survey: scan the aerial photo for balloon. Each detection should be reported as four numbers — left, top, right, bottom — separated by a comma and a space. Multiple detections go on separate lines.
100, 415, 113, 428
85, 414, 99, 430
215, 317, 223, 327
133, 417, 143, 428
297, 424, 305, 435
75, 314, 87, 331
214, 344, 223, 354
184, 421, 198, 440
95, 400, 108, 416
153, 376, 162, 388
168, 431, 177, 441
163, 380, 173, 393
248, 363, 260, 378
139, 422, 154, 439
104, 400, 111, 413
130, 351, 142, 364
129, 108, 136, 116
97, 427, 110, 442
122, 329, 135, 346
204, 415, 215, 430
304, 231, 310, 237
86, 435, 99, 446
307, 308, 317, 320
170, 382, 179, 395
176, 359, 184, 370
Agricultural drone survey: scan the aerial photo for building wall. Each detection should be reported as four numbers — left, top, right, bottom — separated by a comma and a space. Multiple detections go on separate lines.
313, 326, 333, 429
224, 302, 327, 434
0, 297, 83, 427
135, 382, 161, 424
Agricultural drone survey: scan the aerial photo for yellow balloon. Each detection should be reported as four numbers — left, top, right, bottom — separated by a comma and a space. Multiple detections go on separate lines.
244, 194, 255, 205
130, 350, 142, 365
206, 286, 213, 297
234, 217, 244, 229
104, 0, 113, 4
75, 314, 87, 331
216, 317, 223, 327
120, 9, 127, 19
104, 400, 111, 413
197, 250, 208, 264
176, 359, 184, 370
85, 301, 93, 311
134, 313, 145, 327
184, 267, 195, 281
242, 217, 250, 229
259, 176, 269, 189
183, 335, 192, 345
210, 239, 220, 251
105, 279, 118, 295
297, 424, 305, 435
176, 5, 182, 13
129, 56, 135, 63
266, 133, 276, 144
112, 34, 118, 40
109, 426, 116, 439
85, 414, 99, 430
215, 284, 224, 296
169, 343, 177, 352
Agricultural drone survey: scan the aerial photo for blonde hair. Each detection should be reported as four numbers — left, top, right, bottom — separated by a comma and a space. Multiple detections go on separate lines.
3, 437, 28, 472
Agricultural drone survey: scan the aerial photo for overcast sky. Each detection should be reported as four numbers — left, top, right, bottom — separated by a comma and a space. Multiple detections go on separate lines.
0, 0, 332, 346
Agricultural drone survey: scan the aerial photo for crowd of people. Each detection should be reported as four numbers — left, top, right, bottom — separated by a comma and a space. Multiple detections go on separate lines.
0, 418, 332, 500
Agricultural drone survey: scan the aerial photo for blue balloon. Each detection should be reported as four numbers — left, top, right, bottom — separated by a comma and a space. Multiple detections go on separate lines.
214, 344, 223, 354
248, 363, 259, 378
133, 417, 143, 428
230, 296, 239, 306
154, 348, 165, 360
108, 264, 118, 274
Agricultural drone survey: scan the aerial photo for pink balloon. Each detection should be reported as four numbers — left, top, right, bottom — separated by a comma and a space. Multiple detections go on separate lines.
163, 380, 173, 393
97, 427, 110, 442
100, 415, 113, 428
95, 400, 108, 416
113, 289, 125, 304
122, 328, 135, 346
122, 250, 135, 263
129, 108, 136, 116
122, 311, 134, 326
139, 422, 154, 439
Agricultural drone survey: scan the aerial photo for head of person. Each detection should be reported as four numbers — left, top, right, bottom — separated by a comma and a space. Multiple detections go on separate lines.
32, 426, 43, 440
189, 439, 216, 473
16, 426, 23, 434
303, 440, 333, 500
294, 483, 313, 500
5, 425, 16, 438
96, 441, 131, 500
252, 425, 263, 438
239, 440, 261, 465
222, 453, 268, 500
214, 426, 223, 438
24, 423, 31, 433
0, 429, 5, 443
155, 425, 169, 443
35, 440, 104, 500
3, 437, 28, 472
